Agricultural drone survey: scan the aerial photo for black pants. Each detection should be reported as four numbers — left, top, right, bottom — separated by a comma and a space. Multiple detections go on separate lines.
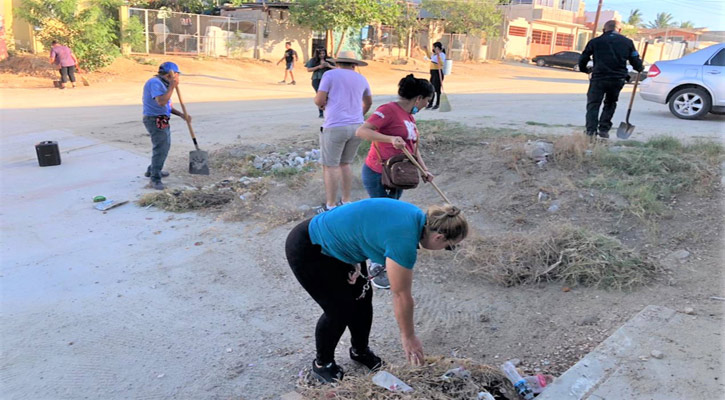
59, 66, 76, 84
586, 78, 626, 134
312, 78, 323, 114
285, 219, 373, 364
429, 69, 443, 107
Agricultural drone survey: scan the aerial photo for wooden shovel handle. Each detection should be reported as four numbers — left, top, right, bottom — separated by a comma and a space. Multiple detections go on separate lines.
625, 42, 649, 123
401, 147, 451, 204
175, 86, 199, 149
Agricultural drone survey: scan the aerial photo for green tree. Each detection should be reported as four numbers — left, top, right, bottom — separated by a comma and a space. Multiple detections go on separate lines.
421, 0, 501, 36
627, 9, 643, 27
16, 0, 122, 71
679, 21, 695, 29
646, 12, 674, 29
289, 0, 400, 56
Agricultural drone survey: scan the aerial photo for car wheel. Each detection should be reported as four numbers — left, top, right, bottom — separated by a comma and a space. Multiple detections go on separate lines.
573, 64, 580, 72
668, 87, 711, 120
536, 59, 545, 67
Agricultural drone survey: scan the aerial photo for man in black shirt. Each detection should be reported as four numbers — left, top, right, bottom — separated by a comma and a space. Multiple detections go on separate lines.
578, 20, 643, 138
277, 41, 299, 85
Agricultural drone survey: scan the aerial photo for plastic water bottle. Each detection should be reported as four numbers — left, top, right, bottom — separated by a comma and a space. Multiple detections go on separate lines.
501, 361, 534, 400
523, 374, 554, 394
371, 371, 413, 392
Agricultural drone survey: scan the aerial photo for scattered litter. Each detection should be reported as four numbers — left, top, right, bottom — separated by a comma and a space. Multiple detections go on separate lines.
710, 296, 725, 301
537, 191, 550, 202
92, 195, 106, 203
650, 350, 664, 359
372, 371, 413, 392
194, 242, 203, 246
682, 307, 695, 315
562, 287, 571, 292
524, 140, 554, 162
157, 373, 165, 378
441, 366, 471, 381
478, 392, 495, 400
299, 356, 513, 399
94, 199, 128, 211
226, 348, 233, 353
547, 201, 560, 213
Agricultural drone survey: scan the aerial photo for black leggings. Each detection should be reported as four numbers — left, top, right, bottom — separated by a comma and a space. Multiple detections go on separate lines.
285, 219, 373, 364
59, 66, 76, 84
429, 69, 443, 107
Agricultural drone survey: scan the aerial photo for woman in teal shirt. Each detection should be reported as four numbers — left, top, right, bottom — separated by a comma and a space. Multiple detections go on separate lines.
285, 198, 468, 383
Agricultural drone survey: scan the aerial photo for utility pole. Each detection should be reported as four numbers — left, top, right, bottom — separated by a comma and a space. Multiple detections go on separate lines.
591, 0, 603, 37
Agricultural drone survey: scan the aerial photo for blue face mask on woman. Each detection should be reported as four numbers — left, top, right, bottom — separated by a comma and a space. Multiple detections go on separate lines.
411, 106, 419, 115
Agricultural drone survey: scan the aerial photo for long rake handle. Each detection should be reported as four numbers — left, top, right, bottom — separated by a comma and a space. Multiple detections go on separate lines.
175, 86, 200, 151
625, 42, 648, 124
401, 147, 451, 204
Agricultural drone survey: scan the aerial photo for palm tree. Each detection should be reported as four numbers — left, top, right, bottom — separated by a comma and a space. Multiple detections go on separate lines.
647, 12, 674, 29
627, 9, 643, 27
679, 21, 695, 29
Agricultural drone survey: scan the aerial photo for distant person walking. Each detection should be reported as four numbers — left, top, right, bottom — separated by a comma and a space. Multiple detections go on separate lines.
49, 40, 79, 89
578, 20, 643, 139
277, 42, 298, 85
314, 51, 372, 212
141, 62, 191, 190
355, 74, 435, 289
423, 42, 446, 109
306, 48, 335, 118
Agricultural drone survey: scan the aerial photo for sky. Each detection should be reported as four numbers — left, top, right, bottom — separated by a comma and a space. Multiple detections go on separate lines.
584, 0, 725, 31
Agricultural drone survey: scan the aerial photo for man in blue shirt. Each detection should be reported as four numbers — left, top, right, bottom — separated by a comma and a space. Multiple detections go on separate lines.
142, 62, 191, 190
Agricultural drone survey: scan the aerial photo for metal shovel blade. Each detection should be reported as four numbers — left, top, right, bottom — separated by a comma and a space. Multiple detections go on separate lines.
616, 122, 634, 139
189, 149, 210, 175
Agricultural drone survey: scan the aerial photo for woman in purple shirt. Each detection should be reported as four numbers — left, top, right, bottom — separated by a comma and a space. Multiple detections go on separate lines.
49, 40, 79, 89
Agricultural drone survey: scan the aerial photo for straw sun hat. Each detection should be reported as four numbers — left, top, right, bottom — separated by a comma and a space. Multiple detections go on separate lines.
331, 50, 368, 66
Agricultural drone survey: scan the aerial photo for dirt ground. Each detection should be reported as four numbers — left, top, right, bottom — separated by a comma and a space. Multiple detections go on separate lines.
1, 54, 723, 399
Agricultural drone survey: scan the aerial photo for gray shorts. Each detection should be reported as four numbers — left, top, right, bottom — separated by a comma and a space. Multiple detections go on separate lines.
319, 124, 362, 166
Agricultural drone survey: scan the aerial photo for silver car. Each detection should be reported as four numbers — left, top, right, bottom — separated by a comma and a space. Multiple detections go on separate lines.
639, 43, 725, 119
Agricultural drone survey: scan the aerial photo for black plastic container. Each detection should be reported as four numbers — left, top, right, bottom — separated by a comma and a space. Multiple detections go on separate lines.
35, 141, 61, 167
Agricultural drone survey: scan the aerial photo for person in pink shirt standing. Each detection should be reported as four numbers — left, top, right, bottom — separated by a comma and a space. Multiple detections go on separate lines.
49, 40, 79, 89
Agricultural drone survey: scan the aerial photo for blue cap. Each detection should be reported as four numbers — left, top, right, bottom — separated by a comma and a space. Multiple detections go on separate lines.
158, 61, 181, 74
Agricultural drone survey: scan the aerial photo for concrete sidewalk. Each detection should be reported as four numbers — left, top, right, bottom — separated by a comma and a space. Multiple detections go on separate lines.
537, 305, 723, 399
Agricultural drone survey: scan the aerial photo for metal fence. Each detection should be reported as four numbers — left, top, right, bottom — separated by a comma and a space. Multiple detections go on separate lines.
127, 8, 256, 57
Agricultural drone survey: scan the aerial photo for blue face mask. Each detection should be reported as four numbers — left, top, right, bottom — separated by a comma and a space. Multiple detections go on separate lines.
411, 106, 420, 115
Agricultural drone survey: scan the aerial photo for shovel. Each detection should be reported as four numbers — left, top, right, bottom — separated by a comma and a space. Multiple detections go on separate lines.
176, 86, 210, 175
617, 42, 648, 139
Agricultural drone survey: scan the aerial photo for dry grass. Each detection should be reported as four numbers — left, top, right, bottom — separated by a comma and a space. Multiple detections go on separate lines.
138, 189, 235, 212
456, 224, 660, 290
298, 356, 515, 400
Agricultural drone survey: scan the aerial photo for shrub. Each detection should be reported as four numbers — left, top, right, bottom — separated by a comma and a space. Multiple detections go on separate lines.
15, 0, 122, 71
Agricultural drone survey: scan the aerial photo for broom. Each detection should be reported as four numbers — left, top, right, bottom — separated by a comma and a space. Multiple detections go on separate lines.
437, 55, 451, 112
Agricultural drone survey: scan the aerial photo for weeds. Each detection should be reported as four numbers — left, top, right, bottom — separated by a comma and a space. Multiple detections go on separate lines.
584, 136, 722, 219
138, 189, 235, 212
457, 225, 660, 290
299, 356, 513, 400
